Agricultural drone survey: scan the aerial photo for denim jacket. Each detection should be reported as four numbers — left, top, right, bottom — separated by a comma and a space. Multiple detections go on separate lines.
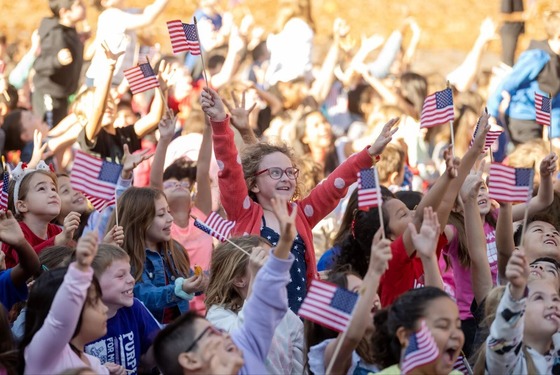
133, 248, 189, 323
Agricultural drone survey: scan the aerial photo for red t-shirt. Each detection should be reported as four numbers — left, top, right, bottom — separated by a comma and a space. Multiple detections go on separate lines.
379, 233, 448, 307
3, 222, 62, 269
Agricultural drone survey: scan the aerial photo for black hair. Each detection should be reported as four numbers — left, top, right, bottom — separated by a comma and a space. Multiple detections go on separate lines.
333, 187, 394, 277
514, 212, 559, 246
0, 84, 18, 111
207, 54, 225, 71
0, 305, 18, 375
394, 190, 423, 211
153, 311, 203, 375
2, 109, 26, 152
371, 287, 451, 369
347, 84, 379, 117
19, 267, 102, 372
49, 0, 75, 17
163, 158, 197, 186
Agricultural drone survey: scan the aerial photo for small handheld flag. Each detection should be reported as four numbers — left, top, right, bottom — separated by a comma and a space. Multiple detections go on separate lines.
469, 118, 503, 153
0, 163, 9, 211
488, 163, 533, 203
193, 212, 235, 242
70, 150, 123, 211
420, 88, 454, 128
298, 279, 359, 333
357, 168, 381, 211
535, 92, 551, 126
167, 20, 201, 55
123, 62, 159, 95
401, 320, 440, 374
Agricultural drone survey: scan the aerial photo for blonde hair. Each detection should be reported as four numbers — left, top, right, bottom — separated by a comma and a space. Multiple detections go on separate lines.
377, 143, 405, 185
241, 142, 301, 201
107, 187, 190, 282
205, 236, 271, 313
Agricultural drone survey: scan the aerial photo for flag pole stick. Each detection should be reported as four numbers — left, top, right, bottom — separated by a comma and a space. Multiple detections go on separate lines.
190, 215, 251, 256
325, 329, 350, 375
373, 167, 385, 240
518, 166, 535, 248
549, 92, 553, 153
114, 190, 119, 228
447, 82, 455, 158
193, 17, 210, 89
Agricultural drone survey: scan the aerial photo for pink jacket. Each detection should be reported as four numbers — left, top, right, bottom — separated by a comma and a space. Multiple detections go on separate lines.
211, 116, 375, 285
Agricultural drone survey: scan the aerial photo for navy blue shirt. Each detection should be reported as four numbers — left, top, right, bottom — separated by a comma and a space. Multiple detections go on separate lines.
85, 298, 161, 374
0, 269, 28, 310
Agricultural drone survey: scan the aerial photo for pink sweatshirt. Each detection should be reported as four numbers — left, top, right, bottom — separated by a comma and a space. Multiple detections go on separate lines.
211, 116, 376, 285
24, 263, 108, 375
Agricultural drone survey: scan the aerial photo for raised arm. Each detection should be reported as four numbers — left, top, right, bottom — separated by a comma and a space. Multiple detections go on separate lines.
1, 211, 40, 286
496, 202, 514, 283
193, 118, 213, 215
511, 153, 557, 221
84, 42, 125, 142
119, 0, 169, 31
461, 170, 493, 303
149, 116, 175, 190
324, 229, 392, 374
223, 90, 258, 145
210, 26, 246, 90
409, 207, 444, 289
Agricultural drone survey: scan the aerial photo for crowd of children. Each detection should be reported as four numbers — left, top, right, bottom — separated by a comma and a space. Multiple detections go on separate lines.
1, 0, 560, 374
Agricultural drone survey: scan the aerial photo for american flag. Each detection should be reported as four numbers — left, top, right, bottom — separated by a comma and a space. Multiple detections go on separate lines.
0, 169, 9, 211
420, 88, 454, 128
193, 212, 235, 242
469, 118, 503, 153
401, 320, 440, 374
298, 279, 359, 333
535, 92, 551, 126
453, 355, 472, 375
70, 150, 123, 211
357, 167, 381, 211
488, 163, 533, 203
167, 20, 201, 55
123, 62, 159, 95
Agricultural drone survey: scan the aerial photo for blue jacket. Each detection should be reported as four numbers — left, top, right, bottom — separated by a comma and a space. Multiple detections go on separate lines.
487, 48, 560, 137
133, 249, 189, 323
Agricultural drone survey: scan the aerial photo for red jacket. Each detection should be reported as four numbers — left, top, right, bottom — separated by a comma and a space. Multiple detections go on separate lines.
3, 222, 62, 269
211, 116, 376, 286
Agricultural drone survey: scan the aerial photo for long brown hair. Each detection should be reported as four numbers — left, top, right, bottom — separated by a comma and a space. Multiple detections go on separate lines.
205, 236, 271, 313
107, 187, 190, 281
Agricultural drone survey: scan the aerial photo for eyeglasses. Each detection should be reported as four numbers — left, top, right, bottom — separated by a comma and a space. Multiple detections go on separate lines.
163, 180, 191, 190
254, 167, 299, 180
184, 325, 226, 353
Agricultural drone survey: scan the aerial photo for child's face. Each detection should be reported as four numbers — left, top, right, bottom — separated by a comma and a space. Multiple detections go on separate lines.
525, 279, 560, 337
19, 173, 61, 219
146, 196, 174, 246
476, 182, 491, 216
523, 221, 560, 262
57, 175, 88, 216
113, 106, 137, 128
385, 198, 413, 239
163, 178, 192, 207
548, 33, 560, 55
99, 259, 135, 312
66, 0, 87, 23
80, 286, 109, 343
420, 297, 464, 375
529, 261, 560, 289
303, 112, 333, 149
252, 152, 297, 202
20, 110, 48, 143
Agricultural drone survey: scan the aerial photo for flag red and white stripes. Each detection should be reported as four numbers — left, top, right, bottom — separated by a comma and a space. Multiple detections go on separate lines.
469, 119, 503, 153
193, 212, 235, 242
167, 20, 201, 55
401, 320, 440, 374
0, 169, 9, 211
123, 62, 159, 95
70, 150, 123, 211
298, 279, 359, 333
420, 88, 454, 128
357, 167, 381, 211
535, 92, 551, 126
488, 163, 533, 203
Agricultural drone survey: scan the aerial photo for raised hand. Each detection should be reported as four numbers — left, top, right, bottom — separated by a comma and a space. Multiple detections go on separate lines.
157, 115, 176, 143
248, 246, 269, 277
223, 90, 257, 132
200, 87, 227, 122
61, 211, 81, 243
460, 159, 485, 203
540, 153, 558, 179
156, 59, 175, 92
408, 207, 440, 259
443, 145, 460, 178
0, 211, 27, 248
505, 247, 529, 299
471, 111, 491, 151
368, 117, 399, 156
270, 196, 297, 243
369, 228, 392, 276
182, 273, 206, 294
75, 231, 98, 270
121, 144, 153, 179
101, 38, 125, 66
103, 225, 124, 247
28, 129, 51, 169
